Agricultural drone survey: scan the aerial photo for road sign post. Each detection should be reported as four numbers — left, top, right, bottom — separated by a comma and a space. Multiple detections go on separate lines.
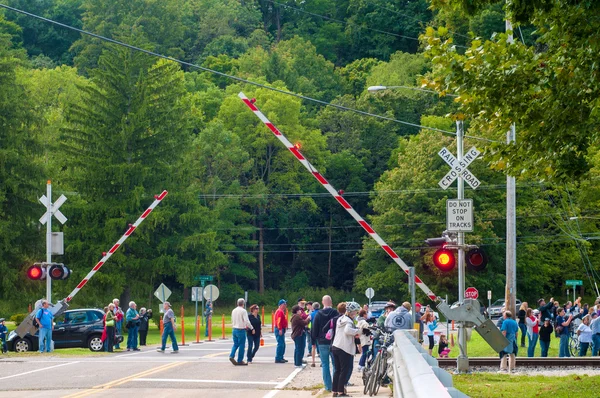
487, 290, 492, 311
365, 287, 374, 307
39, 180, 68, 303
438, 121, 481, 373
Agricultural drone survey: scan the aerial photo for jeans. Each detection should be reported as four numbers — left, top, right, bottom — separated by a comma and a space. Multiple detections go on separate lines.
592, 334, 600, 356
579, 341, 590, 356
205, 316, 210, 337
306, 331, 312, 355
274, 327, 286, 361
559, 334, 570, 357
161, 323, 178, 351
359, 345, 370, 367
332, 347, 353, 393
293, 333, 306, 366
247, 332, 260, 362
115, 320, 122, 348
38, 328, 52, 353
539, 340, 550, 357
230, 329, 246, 363
105, 326, 114, 352
318, 343, 334, 391
519, 323, 526, 346
127, 325, 139, 349
527, 333, 538, 357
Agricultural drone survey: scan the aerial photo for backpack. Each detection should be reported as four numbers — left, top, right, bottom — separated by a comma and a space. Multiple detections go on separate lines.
32, 309, 43, 328
323, 315, 341, 341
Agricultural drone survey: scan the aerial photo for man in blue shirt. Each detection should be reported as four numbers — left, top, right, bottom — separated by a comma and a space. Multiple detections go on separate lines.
500, 310, 519, 372
125, 301, 141, 352
591, 313, 600, 356
36, 300, 54, 353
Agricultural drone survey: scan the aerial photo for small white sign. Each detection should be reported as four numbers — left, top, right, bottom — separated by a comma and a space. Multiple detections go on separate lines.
154, 283, 172, 302
203, 284, 220, 301
191, 287, 202, 302
446, 199, 474, 232
365, 288, 375, 299
487, 290, 492, 300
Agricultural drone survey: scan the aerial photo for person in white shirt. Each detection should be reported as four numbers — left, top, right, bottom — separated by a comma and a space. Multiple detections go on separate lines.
332, 301, 360, 397
577, 314, 593, 356
229, 298, 254, 366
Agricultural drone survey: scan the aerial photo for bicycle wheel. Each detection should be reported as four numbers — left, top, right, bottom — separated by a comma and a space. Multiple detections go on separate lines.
368, 354, 383, 396
569, 334, 579, 357
374, 352, 387, 395
363, 366, 371, 395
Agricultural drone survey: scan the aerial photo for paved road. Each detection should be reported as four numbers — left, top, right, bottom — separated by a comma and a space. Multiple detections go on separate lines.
0, 332, 319, 398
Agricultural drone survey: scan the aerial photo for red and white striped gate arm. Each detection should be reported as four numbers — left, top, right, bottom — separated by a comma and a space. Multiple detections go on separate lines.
238, 92, 438, 301
65, 190, 168, 302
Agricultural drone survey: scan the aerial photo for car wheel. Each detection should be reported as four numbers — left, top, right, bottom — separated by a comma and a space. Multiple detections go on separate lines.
14, 338, 32, 353
88, 335, 104, 352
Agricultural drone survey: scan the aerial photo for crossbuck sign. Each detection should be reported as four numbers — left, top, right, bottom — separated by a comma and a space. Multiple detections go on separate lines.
438, 147, 481, 190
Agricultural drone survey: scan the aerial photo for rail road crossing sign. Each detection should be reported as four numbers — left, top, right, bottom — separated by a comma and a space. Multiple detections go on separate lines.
438, 147, 481, 190
39, 193, 68, 225
447, 199, 474, 232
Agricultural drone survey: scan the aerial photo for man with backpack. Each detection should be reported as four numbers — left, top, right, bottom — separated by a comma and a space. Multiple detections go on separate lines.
311, 295, 339, 393
36, 300, 54, 353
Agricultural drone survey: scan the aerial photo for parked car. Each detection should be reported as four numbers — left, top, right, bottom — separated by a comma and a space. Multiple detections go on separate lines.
487, 299, 522, 319
7, 308, 121, 352
369, 301, 390, 318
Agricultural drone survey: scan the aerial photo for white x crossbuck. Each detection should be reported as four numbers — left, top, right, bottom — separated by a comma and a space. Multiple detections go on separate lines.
438, 147, 481, 190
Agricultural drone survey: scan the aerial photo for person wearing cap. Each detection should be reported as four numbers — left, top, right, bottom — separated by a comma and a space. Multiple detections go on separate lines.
377, 301, 396, 328
274, 299, 288, 363
525, 308, 539, 357
538, 317, 553, 357
384, 302, 412, 331
36, 300, 54, 353
157, 301, 179, 353
230, 298, 253, 366
0, 318, 8, 353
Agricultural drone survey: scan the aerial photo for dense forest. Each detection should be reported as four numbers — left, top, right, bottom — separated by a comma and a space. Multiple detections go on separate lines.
1, 0, 600, 312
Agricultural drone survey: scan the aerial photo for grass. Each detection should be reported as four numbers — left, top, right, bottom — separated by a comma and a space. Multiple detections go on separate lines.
453, 374, 598, 398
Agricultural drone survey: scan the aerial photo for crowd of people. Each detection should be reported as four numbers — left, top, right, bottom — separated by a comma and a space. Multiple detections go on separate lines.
100, 298, 154, 352
493, 296, 600, 371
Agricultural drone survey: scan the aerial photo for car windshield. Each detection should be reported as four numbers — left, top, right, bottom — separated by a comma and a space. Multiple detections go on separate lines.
370, 302, 387, 311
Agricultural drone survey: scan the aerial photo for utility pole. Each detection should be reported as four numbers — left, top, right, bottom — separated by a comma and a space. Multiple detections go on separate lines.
505, 19, 517, 318
456, 120, 469, 373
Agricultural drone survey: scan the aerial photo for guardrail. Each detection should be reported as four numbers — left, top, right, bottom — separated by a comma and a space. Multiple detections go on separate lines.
391, 330, 468, 398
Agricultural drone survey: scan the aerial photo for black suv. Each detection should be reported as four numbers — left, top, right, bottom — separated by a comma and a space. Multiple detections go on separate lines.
8, 308, 116, 352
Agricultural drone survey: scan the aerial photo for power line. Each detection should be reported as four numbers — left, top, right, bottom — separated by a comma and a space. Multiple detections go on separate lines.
0, 3, 497, 142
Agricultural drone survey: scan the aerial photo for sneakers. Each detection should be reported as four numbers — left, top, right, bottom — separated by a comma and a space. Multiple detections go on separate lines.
275, 360, 286, 363
133, 348, 141, 351
171, 350, 179, 354
156, 349, 165, 353
229, 357, 238, 365
237, 361, 248, 366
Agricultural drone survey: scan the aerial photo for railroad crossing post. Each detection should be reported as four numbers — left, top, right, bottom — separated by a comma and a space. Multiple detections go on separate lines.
456, 120, 469, 373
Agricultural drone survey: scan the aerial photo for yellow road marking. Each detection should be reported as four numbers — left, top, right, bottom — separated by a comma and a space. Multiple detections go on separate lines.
62, 361, 183, 398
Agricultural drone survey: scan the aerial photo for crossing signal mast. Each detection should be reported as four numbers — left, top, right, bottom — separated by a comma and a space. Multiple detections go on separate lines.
26, 263, 71, 281
425, 231, 488, 273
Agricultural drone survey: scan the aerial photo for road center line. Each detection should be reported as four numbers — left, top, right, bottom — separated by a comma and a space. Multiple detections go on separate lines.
0, 361, 79, 381
134, 378, 278, 385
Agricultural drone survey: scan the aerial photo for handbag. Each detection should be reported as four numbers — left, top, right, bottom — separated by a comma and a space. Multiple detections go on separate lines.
106, 319, 115, 327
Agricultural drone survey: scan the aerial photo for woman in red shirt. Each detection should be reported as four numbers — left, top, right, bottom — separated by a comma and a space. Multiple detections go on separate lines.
525, 308, 539, 357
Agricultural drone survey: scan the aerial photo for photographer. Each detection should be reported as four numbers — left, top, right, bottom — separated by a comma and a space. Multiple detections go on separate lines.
138, 308, 152, 346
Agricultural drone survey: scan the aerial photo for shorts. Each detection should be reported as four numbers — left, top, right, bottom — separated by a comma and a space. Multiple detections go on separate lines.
428, 335, 435, 350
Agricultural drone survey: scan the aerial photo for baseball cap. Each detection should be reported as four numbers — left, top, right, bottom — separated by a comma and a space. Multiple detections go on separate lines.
278, 299, 287, 306
0, 318, 4, 322
297, 297, 306, 303
163, 301, 171, 307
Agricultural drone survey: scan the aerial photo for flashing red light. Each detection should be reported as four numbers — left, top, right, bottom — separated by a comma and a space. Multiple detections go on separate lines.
294, 142, 302, 150
433, 248, 456, 272
466, 248, 488, 271
27, 265, 45, 280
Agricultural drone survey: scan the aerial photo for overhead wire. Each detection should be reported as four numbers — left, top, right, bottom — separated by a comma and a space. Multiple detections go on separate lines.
0, 3, 499, 143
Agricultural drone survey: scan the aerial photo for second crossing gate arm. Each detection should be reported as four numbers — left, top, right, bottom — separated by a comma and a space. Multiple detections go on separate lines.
238, 92, 438, 302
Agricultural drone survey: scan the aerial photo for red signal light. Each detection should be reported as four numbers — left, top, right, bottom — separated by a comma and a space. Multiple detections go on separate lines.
294, 142, 302, 150
49, 264, 71, 280
433, 248, 456, 272
27, 265, 46, 280
466, 248, 488, 271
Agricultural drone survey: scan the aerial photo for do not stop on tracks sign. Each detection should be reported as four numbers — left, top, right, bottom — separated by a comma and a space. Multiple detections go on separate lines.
465, 287, 479, 300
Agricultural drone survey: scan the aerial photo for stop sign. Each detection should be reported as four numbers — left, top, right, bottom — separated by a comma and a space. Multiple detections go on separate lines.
465, 287, 479, 299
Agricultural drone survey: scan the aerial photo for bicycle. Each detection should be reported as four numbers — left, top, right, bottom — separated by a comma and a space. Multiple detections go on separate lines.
362, 325, 394, 396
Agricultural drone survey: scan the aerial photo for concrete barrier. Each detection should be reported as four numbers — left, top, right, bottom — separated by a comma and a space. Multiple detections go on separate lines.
391, 330, 468, 398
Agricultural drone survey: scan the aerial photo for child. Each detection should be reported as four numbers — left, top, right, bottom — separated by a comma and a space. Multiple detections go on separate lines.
438, 334, 450, 358
0, 318, 8, 353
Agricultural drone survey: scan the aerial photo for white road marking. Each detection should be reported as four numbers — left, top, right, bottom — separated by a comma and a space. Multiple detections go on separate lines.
0, 361, 79, 381
262, 367, 303, 398
133, 378, 278, 385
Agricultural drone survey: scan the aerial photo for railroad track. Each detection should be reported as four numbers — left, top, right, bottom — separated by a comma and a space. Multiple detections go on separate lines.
437, 357, 600, 367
